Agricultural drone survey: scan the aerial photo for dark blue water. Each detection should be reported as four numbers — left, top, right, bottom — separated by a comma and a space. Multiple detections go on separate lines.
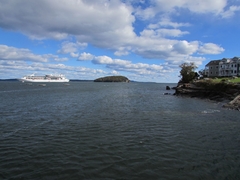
0, 81, 240, 179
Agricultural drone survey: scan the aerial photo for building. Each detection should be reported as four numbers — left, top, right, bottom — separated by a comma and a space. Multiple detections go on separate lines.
219, 57, 240, 77
205, 60, 221, 77
205, 57, 240, 77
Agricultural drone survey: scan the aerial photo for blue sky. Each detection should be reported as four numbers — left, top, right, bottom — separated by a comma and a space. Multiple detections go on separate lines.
0, 0, 240, 82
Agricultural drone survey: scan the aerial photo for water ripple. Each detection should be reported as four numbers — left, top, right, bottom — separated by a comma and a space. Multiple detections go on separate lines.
1, 82, 240, 179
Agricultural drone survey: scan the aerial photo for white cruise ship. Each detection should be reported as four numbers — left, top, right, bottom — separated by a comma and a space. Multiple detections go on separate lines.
18, 74, 70, 82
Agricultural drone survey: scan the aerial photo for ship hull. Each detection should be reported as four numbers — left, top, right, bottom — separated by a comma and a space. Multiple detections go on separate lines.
18, 78, 69, 82
18, 74, 70, 83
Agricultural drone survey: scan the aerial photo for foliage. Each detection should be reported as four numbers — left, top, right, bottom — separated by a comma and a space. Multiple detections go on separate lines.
198, 69, 207, 78
208, 77, 240, 83
230, 78, 240, 83
179, 62, 198, 83
193, 78, 238, 92
94, 76, 129, 82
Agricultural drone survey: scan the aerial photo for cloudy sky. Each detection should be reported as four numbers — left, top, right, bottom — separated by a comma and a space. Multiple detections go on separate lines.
0, 0, 239, 82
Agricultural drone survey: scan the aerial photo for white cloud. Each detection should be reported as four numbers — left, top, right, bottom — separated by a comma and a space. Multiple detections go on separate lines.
140, 28, 188, 38
149, 18, 191, 29
57, 41, 87, 55
0, 45, 48, 62
135, 0, 228, 18
0, 0, 230, 62
181, 0, 227, 14
221, 5, 240, 18
70, 53, 79, 58
134, 7, 156, 20
78, 52, 95, 61
53, 57, 69, 62
91, 55, 172, 75
0, 0, 136, 42
110, 70, 119, 75
0, 59, 107, 80
156, 29, 189, 37
0, 45, 69, 62
93, 56, 115, 64
198, 43, 225, 54
166, 55, 206, 67
114, 47, 131, 56
173, 41, 199, 55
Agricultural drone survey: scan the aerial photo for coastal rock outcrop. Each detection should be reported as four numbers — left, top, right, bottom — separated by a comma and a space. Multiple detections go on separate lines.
222, 95, 240, 110
174, 81, 240, 110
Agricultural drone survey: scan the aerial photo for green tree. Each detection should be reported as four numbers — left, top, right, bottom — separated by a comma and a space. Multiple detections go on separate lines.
179, 62, 197, 83
198, 69, 206, 78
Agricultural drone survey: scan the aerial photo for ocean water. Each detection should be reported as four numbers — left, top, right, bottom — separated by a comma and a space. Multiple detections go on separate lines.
0, 81, 240, 180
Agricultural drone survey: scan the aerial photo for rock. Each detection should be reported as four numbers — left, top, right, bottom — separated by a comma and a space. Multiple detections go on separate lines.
223, 95, 240, 110
174, 81, 240, 111
163, 93, 171, 95
166, 86, 171, 90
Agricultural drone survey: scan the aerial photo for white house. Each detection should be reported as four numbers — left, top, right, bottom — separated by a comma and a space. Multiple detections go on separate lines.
219, 57, 240, 77
205, 57, 240, 77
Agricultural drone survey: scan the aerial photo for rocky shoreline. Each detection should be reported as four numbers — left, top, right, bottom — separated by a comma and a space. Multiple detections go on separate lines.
173, 82, 240, 111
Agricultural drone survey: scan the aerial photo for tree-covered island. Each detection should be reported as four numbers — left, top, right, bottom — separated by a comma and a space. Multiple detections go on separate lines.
94, 76, 130, 82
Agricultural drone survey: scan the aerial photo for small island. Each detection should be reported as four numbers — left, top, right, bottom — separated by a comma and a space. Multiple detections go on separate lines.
94, 76, 130, 82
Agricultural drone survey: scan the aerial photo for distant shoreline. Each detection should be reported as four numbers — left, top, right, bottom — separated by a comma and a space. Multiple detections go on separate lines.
0, 79, 93, 82
0, 79, 18, 81
0, 79, 173, 83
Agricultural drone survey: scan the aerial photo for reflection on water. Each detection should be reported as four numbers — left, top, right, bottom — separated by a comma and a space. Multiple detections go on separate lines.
0, 82, 240, 179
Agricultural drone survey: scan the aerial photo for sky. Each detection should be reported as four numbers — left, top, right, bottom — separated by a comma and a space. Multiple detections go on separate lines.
0, 0, 240, 83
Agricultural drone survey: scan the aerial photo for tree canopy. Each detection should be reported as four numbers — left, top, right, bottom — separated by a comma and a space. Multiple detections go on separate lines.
94, 76, 130, 82
179, 62, 198, 83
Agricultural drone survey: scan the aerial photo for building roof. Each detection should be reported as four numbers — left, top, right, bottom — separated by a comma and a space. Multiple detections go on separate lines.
205, 60, 221, 67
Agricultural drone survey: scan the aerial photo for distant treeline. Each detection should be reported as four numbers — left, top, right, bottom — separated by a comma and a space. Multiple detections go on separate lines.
0, 79, 18, 81
70, 80, 93, 82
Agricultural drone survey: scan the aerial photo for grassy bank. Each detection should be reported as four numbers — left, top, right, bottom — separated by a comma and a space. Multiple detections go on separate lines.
207, 77, 240, 83
192, 77, 240, 91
